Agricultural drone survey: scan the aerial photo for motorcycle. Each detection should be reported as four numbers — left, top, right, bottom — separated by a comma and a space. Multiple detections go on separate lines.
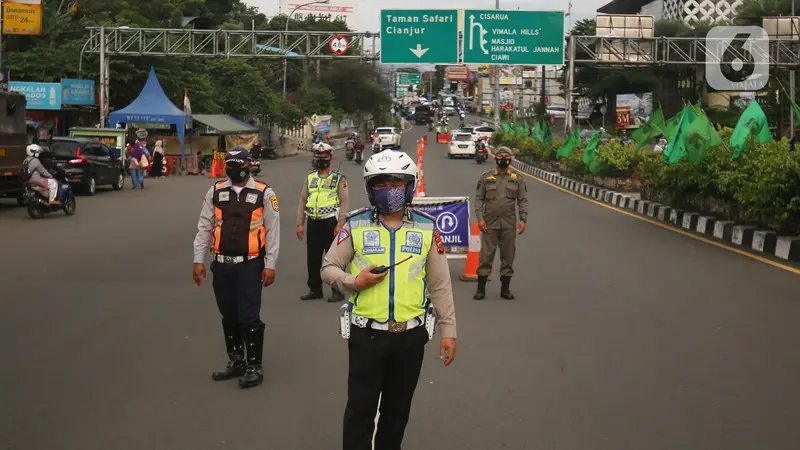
354, 144, 364, 164
427, 122, 434, 131
251, 159, 262, 176
261, 145, 277, 160
475, 138, 489, 164
345, 140, 356, 161
22, 174, 76, 219
373, 142, 381, 154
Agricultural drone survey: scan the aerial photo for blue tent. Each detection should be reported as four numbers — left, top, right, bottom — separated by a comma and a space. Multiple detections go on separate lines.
109, 66, 189, 164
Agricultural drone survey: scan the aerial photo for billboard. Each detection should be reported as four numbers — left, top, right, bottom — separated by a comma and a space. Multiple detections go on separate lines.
3, 0, 43, 35
61, 79, 96, 105
281, 0, 357, 31
9, 81, 61, 110
445, 66, 469, 81
616, 93, 653, 129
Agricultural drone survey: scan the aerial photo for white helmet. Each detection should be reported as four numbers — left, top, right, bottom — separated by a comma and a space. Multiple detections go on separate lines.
26, 144, 43, 158
312, 142, 333, 152
363, 151, 418, 207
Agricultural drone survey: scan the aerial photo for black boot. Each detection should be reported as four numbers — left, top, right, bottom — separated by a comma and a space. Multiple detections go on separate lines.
239, 323, 265, 388
473, 276, 488, 300
212, 320, 246, 381
300, 290, 323, 301
328, 289, 345, 303
500, 276, 515, 300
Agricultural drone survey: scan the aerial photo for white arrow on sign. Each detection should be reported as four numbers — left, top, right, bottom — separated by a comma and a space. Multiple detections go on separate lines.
409, 44, 429, 58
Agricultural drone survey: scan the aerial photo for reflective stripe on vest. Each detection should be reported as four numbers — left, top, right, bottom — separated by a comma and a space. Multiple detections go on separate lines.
212, 180, 268, 256
347, 211, 433, 323
305, 172, 340, 219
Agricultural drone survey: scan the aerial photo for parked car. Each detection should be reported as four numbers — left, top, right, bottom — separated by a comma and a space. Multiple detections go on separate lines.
472, 125, 495, 141
374, 127, 402, 150
49, 137, 125, 195
448, 132, 476, 158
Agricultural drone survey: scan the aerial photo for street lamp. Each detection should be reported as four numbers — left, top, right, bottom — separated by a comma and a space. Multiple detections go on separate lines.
282, 0, 330, 98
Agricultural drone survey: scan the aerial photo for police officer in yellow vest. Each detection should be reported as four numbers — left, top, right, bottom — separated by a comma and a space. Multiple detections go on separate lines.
297, 143, 349, 302
322, 151, 457, 450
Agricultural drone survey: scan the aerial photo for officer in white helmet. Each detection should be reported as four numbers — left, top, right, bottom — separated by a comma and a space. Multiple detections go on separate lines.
23, 144, 61, 204
321, 151, 457, 449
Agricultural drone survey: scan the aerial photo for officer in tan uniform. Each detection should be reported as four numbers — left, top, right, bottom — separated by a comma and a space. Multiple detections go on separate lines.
473, 146, 528, 300
322, 151, 456, 450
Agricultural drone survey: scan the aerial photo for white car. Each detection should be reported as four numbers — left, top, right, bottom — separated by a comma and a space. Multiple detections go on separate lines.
374, 127, 402, 149
472, 125, 495, 141
448, 132, 476, 158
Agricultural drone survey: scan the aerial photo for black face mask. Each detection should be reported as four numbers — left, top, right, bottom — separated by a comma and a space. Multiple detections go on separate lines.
313, 159, 330, 170
226, 166, 250, 183
496, 158, 511, 169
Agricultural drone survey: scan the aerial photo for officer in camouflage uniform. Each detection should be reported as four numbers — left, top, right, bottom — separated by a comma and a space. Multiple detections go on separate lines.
473, 146, 528, 300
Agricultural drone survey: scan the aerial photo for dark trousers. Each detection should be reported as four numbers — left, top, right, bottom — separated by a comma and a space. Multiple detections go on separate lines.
306, 216, 338, 292
211, 257, 264, 328
343, 326, 427, 450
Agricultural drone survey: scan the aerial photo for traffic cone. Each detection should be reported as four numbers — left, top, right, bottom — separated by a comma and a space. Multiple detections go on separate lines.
415, 166, 426, 198
459, 222, 481, 281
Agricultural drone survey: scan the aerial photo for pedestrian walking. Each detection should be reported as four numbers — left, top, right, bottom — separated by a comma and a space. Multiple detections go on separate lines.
297, 142, 349, 302
473, 146, 529, 300
192, 147, 280, 388
150, 140, 165, 177
129, 143, 147, 189
321, 151, 457, 450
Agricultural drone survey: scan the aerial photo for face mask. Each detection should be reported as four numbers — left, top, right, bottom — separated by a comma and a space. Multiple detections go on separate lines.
373, 187, 407, 214
226, 166, 250, 183
496, 158, 511, 169
313, 159, 330, 170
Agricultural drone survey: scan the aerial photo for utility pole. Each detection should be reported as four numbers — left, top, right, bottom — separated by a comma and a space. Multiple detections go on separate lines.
791, 1, 796, 138
493, 0, 500, 126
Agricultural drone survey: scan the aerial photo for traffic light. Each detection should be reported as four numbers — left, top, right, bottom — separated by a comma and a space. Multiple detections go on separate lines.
570, 101, 579, 117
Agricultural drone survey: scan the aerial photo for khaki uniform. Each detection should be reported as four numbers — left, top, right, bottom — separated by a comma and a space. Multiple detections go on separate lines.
474, 169, 528, 277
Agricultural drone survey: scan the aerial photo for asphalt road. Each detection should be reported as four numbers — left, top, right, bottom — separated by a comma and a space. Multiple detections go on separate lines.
2, 122, 800, 450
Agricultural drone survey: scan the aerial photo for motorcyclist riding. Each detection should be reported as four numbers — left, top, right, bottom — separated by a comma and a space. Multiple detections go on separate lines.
22, 144, 61, 205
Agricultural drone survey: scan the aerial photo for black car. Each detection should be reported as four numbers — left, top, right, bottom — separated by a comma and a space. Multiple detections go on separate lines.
49, 137, 125, 195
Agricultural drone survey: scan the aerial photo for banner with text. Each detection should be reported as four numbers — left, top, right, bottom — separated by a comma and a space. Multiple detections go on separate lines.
411, 197, 470, 249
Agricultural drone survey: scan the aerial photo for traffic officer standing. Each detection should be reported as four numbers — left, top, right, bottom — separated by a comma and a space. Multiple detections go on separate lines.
297, 142, 349, 302
192, 147, 280, 388
473, 146, 529, 300
322, 151, 457, 450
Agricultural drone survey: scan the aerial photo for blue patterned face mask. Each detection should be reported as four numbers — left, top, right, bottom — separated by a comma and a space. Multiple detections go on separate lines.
373, 187, 406, 214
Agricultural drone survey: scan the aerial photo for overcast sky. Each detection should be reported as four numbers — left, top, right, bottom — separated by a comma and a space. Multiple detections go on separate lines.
247, 0, 610, 32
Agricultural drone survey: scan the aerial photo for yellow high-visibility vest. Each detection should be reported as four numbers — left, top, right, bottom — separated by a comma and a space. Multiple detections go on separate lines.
305, 171, 341, 219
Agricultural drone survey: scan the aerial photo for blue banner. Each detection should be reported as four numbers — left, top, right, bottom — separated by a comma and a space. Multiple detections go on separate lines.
9, 81, 61, 110
61, 79, 96, 105
316, 119, 331, 133
412, 198, 470, 248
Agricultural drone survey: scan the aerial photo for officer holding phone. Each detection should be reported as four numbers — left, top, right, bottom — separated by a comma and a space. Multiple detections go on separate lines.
321, 151, 457, 450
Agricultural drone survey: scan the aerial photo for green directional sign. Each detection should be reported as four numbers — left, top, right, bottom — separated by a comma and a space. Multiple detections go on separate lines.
397, 73, 422, 86
380, 9, 459, 64
396, 86, 407, 97
462, 10, 565, 65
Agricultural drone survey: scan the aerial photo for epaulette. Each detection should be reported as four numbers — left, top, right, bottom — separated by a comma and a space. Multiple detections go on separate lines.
510, 172, 518, 180
410, 209, 435, 222
346, 206, 372, 219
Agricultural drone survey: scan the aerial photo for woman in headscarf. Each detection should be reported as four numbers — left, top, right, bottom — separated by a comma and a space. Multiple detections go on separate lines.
129, 143, 147, 189
150, 140, 165, 177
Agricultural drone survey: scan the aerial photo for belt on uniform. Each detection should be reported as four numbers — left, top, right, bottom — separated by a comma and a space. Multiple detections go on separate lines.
214, 254, 259, 264
351, 313, 424, 333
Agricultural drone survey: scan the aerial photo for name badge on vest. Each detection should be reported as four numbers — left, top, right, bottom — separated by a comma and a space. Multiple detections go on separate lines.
401, 231, 423, 255
246, 193, 258, 204
362, 230, 385, 254
218, 191, 230, 202
310, 178, 319, 188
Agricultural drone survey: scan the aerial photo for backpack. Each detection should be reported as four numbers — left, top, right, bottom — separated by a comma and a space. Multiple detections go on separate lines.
18, 159, 32, 182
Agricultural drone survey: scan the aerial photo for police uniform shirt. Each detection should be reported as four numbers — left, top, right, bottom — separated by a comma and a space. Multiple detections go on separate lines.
474, 169, 529, 229
193, 177, 281, 269
296, 171, 350, 227
320, 212, 457, 339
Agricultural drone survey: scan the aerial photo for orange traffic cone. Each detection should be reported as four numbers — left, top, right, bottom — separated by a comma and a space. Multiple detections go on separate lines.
459, 222, 481, 281
415, 167, 426, 198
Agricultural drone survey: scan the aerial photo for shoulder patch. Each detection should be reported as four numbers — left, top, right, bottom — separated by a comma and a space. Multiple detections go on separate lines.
346, 206, 372, 219
269, 195, 279, 211
336, 228, 351, 245
433, 230, 445, 255
510, 172, 517, 179
341, 179, 348, 188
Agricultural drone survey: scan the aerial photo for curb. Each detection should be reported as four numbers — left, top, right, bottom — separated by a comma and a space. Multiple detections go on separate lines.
507, 157, 800, 264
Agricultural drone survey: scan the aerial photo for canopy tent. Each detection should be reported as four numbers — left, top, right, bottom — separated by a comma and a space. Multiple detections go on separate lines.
109, 66, 189, 164
193, 114, 259, 134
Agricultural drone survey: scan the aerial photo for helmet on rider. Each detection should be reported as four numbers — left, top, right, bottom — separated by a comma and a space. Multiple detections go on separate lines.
312, 142, 333, 170
362, 151, 417, 214
26, 144, 43, 158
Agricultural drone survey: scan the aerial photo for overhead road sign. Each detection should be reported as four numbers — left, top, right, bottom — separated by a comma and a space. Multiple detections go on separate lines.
380, 9, 459, 64
462, 10, 565, 65
397, 73, 421, 86
330, 35, 349, 55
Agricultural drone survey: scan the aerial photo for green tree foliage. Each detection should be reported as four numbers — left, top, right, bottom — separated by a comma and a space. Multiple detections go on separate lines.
2, 0, 388, 127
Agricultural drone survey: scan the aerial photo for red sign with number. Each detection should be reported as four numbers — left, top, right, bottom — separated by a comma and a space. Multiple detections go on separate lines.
330, 36, 349, 55
616, 106, 631, 129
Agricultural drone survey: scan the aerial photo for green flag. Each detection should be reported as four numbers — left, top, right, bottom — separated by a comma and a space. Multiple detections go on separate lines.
582, 130, 601, 173
533, 120, 552, 144
791, 99, 800, 127
501, 122, 511, 133
556, 129, 579, 158
682, 108, 721, 166
632, 108, 666, 152
663, 105, 697, 165
730, 101, 773, 159
664, 110, 683, 142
